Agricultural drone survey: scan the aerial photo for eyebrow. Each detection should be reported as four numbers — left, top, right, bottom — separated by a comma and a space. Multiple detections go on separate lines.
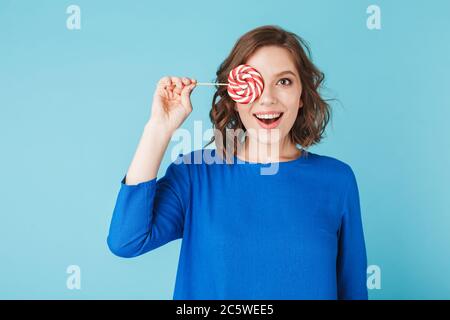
274, 70, 297, 78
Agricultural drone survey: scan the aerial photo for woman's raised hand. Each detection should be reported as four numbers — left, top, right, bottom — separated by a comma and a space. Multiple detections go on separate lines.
150, 76, 197, 133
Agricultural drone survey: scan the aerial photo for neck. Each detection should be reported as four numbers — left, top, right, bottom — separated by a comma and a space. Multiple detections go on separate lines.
236, 134, 301, 163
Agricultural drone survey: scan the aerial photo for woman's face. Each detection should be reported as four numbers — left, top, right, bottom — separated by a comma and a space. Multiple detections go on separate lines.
235, 45, 303, 145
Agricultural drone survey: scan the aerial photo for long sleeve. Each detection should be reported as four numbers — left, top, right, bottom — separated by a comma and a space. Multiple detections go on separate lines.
107, 156, 191, 258
336, 167, 368, 299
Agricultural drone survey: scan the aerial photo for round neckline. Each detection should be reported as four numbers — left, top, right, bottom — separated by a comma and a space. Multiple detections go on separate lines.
232, 148, 310, 165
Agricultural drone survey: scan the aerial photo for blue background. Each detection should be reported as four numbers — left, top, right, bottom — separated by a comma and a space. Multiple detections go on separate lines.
1, 0, 449, 299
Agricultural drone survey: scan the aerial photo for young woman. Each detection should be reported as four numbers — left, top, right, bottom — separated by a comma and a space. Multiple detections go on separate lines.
107, 25, 368, 300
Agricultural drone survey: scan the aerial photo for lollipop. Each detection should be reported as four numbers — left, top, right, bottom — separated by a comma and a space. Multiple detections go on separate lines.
196, 64, 264, 104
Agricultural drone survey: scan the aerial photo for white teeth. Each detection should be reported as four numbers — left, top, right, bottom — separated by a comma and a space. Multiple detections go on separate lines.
254, 113, 281, 119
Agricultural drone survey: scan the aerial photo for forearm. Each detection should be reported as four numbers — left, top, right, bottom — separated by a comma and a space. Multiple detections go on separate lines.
125, 119, 173, 185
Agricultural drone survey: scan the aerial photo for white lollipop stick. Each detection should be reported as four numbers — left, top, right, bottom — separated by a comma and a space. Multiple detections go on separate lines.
195, 82, 228, 86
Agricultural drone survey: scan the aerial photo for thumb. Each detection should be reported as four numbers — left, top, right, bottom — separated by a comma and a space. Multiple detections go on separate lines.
181, 83, 196, 106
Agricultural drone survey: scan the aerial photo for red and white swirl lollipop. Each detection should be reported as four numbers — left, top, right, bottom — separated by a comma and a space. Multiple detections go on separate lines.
196, 64, 264, 104
226, 64, 264, 104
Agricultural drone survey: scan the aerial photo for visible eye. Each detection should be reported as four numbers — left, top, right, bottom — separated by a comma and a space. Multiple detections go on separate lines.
277, 78, 292, 86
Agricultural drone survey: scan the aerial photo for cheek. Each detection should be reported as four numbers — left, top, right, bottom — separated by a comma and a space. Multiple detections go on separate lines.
236, 106, 254, 124
282, 92, 302, 117
279, 89, 301, 105
281, 105, 301, 130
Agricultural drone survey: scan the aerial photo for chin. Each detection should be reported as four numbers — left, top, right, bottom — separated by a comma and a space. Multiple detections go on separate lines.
247, 127, 286, 145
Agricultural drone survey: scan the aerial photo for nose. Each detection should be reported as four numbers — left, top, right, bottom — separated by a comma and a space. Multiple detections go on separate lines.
257, 85, 277, 106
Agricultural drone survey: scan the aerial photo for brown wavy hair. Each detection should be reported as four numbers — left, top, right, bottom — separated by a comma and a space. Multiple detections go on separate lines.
204, 25, 331, 161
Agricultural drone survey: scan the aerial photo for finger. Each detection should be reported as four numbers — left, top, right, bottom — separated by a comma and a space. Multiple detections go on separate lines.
170, 76, 183, 91
182, 77, 191, 86
155, 76, 173, 97
182, 83, 196, 98
181, 84, 195, 108
158, 76, 172, 88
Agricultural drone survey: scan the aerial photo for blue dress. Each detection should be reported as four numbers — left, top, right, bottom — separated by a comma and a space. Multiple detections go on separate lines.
107, 148, 368, 299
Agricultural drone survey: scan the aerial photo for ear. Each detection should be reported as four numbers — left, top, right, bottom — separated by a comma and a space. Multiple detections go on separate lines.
299, 98, 303, 108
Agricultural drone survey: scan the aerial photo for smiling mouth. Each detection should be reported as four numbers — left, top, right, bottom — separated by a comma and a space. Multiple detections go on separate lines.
253, 112, 284, 129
